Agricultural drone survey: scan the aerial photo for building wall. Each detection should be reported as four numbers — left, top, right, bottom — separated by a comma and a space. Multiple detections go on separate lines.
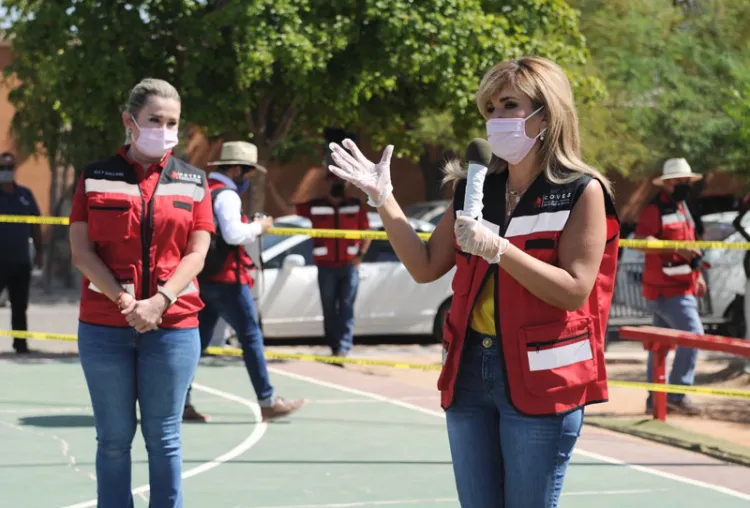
0, 42, 52, 219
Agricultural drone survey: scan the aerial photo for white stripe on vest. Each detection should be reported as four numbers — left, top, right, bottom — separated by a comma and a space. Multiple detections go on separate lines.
311, 206, 334, 215
505, 210, 570, 238
85, 179, 141, 196
155, 182, 206, 202
313, 246, 328, 256
527, 338, 593, 372
662, 264, 692, 276
661, 213, 687, 226
338, 205, 360, 214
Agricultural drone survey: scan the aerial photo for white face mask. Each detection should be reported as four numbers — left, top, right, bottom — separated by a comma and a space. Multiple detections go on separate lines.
486, 106, 546, 164
0, 170, 14, 183
131, 118, 179, 159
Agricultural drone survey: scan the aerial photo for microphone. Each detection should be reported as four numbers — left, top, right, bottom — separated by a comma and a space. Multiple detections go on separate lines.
457, 138, 493, 220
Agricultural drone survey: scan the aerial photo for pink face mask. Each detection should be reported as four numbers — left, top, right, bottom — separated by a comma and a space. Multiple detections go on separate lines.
486, 106, 546, 164
132, 119, 179, 159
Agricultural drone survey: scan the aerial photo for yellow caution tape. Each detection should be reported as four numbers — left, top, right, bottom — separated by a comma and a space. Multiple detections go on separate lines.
1, 214, 747, 249
267, 226, 432, 241
3, 329, 749, 398
0, 214, 71, 225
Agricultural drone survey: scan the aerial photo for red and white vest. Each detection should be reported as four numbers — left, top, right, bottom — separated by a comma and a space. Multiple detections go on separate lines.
296, 197, 367, 267
438, 171, 620, 415
77, 153, 209, 328
641, 192, 698, 299
205, 178, 255, 286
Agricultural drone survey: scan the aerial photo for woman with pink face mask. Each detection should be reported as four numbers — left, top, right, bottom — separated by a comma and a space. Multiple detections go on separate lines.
68, 78, 214, 508
327, 57, 620, 507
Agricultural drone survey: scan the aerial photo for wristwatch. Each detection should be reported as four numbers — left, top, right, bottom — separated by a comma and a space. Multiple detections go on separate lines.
157, 286, 177, 308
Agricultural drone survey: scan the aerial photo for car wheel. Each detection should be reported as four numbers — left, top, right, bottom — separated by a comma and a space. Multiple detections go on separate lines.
723, 294, 745, 338
432, 298, 452, 343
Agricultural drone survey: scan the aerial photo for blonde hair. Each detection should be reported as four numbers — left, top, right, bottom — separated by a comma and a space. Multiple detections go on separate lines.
444, 56, 613, 196
123, 78, 181, 143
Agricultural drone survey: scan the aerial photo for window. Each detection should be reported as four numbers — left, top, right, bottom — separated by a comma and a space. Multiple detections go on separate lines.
264, 238, 314, 269
363, 239, 399, 263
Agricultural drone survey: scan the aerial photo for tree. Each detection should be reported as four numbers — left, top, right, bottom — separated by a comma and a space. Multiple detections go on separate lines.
571, 0, 750, 178
5, 0, 601, 219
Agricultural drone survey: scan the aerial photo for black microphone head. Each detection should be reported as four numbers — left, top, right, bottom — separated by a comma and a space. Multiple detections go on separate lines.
466, 138, 493, 167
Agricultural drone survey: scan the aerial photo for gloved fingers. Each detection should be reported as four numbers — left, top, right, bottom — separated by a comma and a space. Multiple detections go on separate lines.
379, 144, 394, 165
328, 164, 356, 183
342, 138, 372, 166
329, 151, 358, 177
329, 142, 361, 170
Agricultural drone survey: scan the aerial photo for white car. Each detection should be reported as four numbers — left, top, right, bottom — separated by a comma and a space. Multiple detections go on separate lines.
613, 211, 747, 337
211, 213, 455, 343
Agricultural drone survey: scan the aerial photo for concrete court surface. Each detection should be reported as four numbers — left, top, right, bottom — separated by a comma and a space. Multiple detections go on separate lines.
0, 354, 749, 508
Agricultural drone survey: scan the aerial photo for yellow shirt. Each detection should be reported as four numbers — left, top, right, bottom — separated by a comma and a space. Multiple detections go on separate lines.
470, 273, 496, 335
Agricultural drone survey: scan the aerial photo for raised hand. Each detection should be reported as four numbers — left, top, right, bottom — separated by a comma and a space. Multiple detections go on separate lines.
327, 138, 394, 208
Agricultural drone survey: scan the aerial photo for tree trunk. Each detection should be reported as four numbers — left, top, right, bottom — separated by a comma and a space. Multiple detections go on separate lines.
419, 144, 445, 201
42, 153, 59, 294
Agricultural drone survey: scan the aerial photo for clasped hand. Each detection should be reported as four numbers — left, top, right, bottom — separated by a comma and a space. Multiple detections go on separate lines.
118, 293, 166, 333
454, 216, 510, 264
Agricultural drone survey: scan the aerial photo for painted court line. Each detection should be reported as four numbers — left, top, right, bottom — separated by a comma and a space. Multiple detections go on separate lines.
62, 382, 268, 508
270, 367, 750, 503
0, 406, 90, 415
243, 489, 667, 508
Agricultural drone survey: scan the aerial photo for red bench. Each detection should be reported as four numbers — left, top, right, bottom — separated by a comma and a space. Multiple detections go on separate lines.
617, 326, 750, 421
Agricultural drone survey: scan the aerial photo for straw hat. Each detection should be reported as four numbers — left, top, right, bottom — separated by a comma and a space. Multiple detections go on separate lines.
653, 158, 702, 186
208, 141, 267, 173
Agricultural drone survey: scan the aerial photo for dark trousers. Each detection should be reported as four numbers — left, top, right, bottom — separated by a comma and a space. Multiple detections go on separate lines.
317, 264, 359, 355
0, 264, 31, 351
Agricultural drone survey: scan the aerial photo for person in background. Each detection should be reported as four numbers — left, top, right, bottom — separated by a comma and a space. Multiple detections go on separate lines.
183, 141, 305, 423
0, 152, 43, 354
634, 157, 705, 416
69, 77, 213, 507
296, 141, 371, 362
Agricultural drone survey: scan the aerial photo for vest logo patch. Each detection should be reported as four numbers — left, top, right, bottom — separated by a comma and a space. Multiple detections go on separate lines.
92, 169, 125, 178
171, 171, 202, 184
537, 191, 573, 209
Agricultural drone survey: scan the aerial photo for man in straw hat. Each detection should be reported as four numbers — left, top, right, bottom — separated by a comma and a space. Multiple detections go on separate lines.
184, 141, 305, 422
634, 157, 706, 416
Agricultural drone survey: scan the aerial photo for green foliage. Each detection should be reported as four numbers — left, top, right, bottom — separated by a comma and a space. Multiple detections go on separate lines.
4, 0, 598, 174
572, 0, 750, 177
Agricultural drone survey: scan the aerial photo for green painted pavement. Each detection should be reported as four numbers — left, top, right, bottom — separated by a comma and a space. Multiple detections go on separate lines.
0, 360, 747, 508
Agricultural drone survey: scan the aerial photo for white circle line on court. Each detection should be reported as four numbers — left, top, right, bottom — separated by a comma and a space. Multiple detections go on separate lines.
61, 382, 268, 508
269, 367, 750, 503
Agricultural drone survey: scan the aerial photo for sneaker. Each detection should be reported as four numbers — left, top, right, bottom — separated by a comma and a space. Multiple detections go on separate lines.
667, 399, 703, 416
260, 397, 305, 422
183, 403, 210, 423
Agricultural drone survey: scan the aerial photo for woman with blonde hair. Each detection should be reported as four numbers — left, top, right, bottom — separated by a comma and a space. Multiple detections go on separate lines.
69, 77, 214, 507
327, 56, 620, 507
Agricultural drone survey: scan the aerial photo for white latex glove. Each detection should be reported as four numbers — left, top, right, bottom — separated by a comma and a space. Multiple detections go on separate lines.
327, 138, 394, 208
454, 216, 510, 264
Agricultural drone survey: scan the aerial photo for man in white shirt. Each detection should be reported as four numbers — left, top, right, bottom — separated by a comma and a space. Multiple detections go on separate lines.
184, 141, 305, 422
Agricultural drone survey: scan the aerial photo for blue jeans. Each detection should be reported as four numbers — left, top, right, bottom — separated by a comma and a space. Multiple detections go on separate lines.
645, 294, 703, 403
445, 331, 583, 508
317, 264, 359, 355
189, 282, 274, 406
77, 322, 201, 508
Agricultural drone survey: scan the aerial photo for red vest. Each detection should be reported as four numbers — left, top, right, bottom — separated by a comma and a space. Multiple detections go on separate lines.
641, 192, 697, 299
438, 172, 620, 416
205, 179, 255, 285
76, 154, 209, 328
297, 197, 367, 267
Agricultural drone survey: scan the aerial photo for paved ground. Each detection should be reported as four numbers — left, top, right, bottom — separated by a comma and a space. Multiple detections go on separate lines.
1, 292, 750, 507
2, 356, 750, 508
